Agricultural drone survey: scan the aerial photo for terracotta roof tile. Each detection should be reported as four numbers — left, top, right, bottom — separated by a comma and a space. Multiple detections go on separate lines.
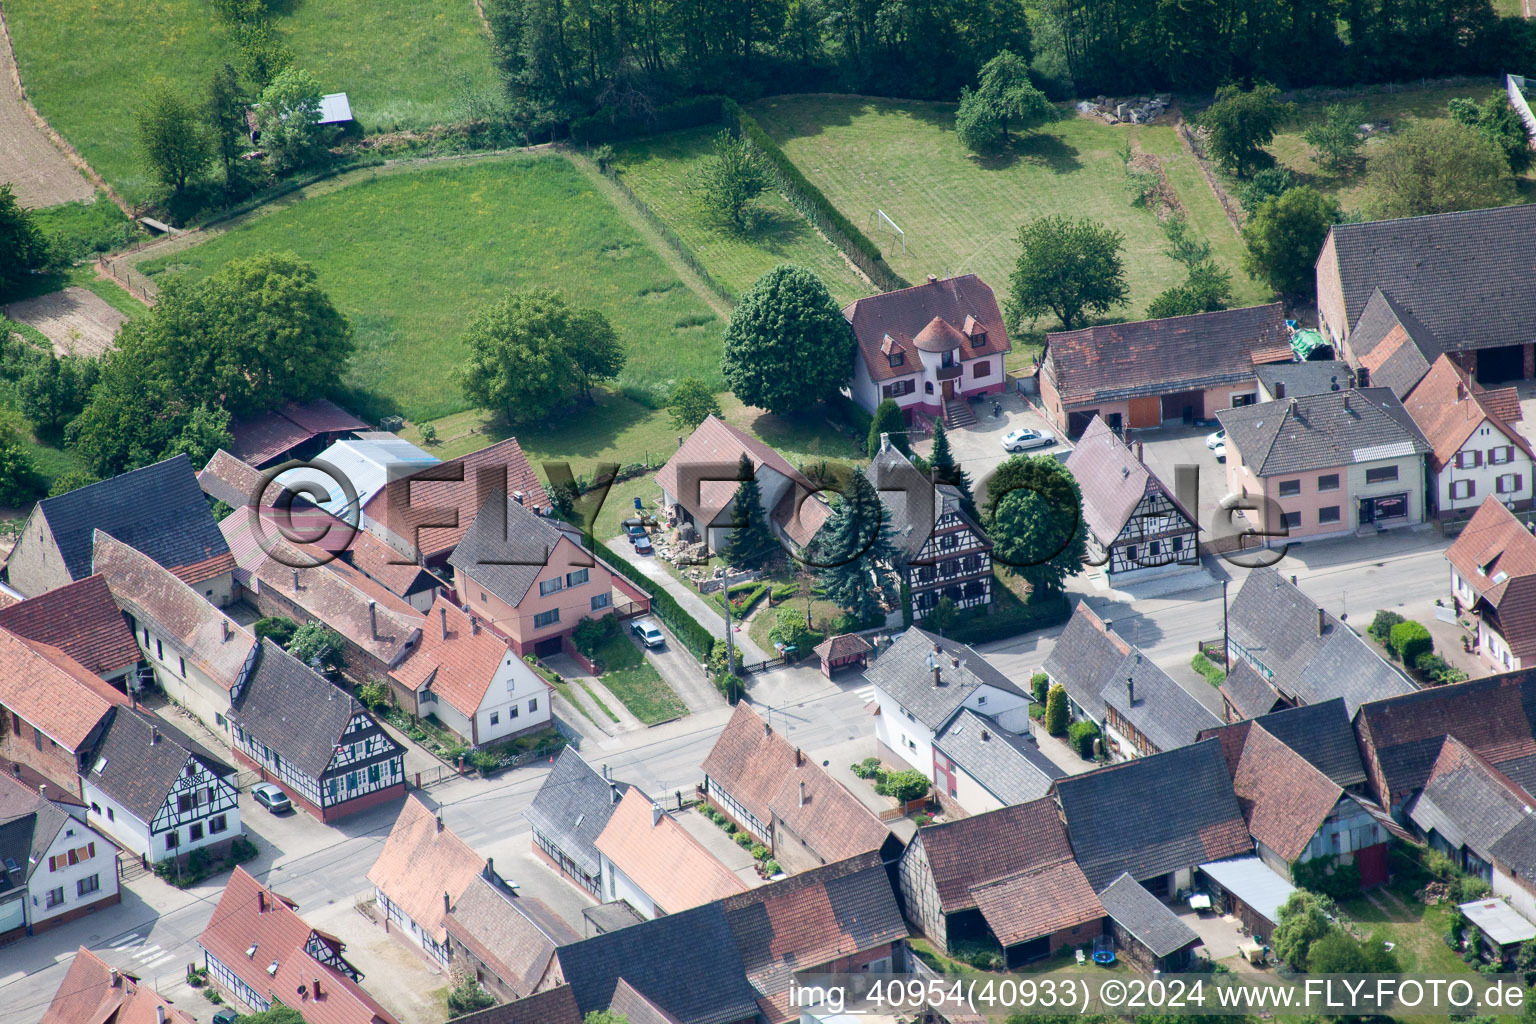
446, 986, 582, 1024
812, 633, 872, 662
228, 400, 370, 467
392, 596, 544, 722
968, 859, 1103, 946
842, 275, 1010, 383
445, 875, 576, 997
200, 868, 400, 1024
367, 796, 486, 944
915, 797, 1075, 911
1230, 725, 1343, 862
1404, 356, 1533, 471
701, 704, 891, 863
0, 574, 141, 676
41, 948, 197, 1024
1446, 497, 1536, 607
0, 627, 128, 750
592, 788, 747, 914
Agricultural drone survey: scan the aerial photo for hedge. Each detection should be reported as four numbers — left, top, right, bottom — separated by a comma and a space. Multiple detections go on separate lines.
1389, 620, 1433, 667
570, 95, 727, 145
720, 98, 910, 293
593, 539, 716, 661
944, 589, 1070, 645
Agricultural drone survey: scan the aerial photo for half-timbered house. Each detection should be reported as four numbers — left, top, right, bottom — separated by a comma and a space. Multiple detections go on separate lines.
866, 436, 992, 616
1066, 416, 1198, 581
230, 640, 405, 822
368, 796, 489, 965
82, 709, 240, 866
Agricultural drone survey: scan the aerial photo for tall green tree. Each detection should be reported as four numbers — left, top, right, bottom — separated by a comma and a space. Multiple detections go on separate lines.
1007, 216, 1127, 330
207, 63, 250, 187
722, 452, 779, 569
667, 377, 723, 430
810, 470, 897, 625
1200, 82, 1290, 177
136, 78, 212, 200
1450, 91, 1535, 174
955, 49, 1055, 152
1146, 259, 1232, 319
457, 289, 591, 423
257, 67, 325, 172
1241, 186, 1341, 298
17, 353, 98, 434
984, 454, 1086, 594
928, 421, 976, 520
694, 130, 770, 231
566, 306, 626, 402
1272, 890, 1334, 971
0, 410, 43, 507
867, 399, 908, 457
1301, 102, 1366, 173
0, 184, 51, 300
1363, 118, 1517, 220
722, 265, 853, 415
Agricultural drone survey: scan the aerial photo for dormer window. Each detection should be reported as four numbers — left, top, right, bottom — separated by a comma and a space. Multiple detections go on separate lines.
888, 353, 904, 368
970, 331, 985, 348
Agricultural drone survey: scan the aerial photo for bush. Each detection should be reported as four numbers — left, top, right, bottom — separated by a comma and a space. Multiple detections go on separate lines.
1044, 684, 1068, 736
851, 757, 881, 779
253, 616, 298, 647
768, 605, 819, 658
573, 614, 622, 659
1293, 855, 1361, 901
914, 813, 933, 826
1030, 672, 1050, 704
876, 768, 930, 803
446, 980, 496, 1017
469, 750, 499, 773
944, 589, 1071, 645
1191, 652, 1227, 686
358, 679, 391, 710
1416, 652, 1468, 686
570, 95, 725, 145
1389, 620, 1433, 665
764, 860, 781, 875
1067, 719, 1100, 759
205, 989, 223, 1004
230, 835, 258, 864
735, 832, 754, 848
1367, 609, 1405, 646
750, 843, 769, 860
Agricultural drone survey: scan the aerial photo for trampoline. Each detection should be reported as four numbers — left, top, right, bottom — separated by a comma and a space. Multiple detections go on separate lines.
1092, 935, 1116, 965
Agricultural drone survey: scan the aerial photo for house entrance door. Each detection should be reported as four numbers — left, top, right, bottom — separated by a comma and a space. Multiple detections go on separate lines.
942, 380, 955, 400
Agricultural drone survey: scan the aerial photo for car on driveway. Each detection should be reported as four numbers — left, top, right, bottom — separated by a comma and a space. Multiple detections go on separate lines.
623, 518, 647, 542
1206, 428, 1226, 450
212, 1010, 240, 1024
631, 619, 665, 647
633, 533, 653, 554
1001, 428, 1056, 452
1211, 441, 1227, 462
252, 782, 292, 814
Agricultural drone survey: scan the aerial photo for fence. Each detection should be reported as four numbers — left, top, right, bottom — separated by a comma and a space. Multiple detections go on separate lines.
97, 256, 159, 303
1175, 122, 1244, 235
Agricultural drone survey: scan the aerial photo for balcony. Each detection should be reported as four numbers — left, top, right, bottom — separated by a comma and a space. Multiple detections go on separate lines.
935, 364, 964, 381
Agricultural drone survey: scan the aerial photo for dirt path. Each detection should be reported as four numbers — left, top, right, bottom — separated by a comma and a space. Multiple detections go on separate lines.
2, 286, 125, 355
0, 7, 94, 208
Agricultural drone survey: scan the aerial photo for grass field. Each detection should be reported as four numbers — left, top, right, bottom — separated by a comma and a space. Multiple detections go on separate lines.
593, 633, 687, 724
610, 126, 873, 305
4, 0, 497, 202
750, 95, 1272, 332
137, 156, 723, 423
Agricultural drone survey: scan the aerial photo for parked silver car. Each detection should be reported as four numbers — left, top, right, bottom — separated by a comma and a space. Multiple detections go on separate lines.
1001, 427, 1056, 452
631, 619, 665, 647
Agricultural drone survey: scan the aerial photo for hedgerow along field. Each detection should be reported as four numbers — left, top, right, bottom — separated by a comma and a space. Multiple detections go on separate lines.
609, 126, 874, 306
749, 95, 1272, 332
136, 156, 724, 425
3, 0, 498, 203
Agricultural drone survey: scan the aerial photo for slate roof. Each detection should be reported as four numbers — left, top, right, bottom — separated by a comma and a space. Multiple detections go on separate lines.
656, 416, 830, 548
1406, 737, 1533, 860
200, 868, 399, 1024
0, 574, 140, 677
231, 639, 398, 780
865, 440, 989, 561
1215, 387, 1429, 478
1230, 725, 1343, 862
914, 796, 1075, 911
968, 859, 1103, 947
1055, 739, 1252, 889
1099, 650, 1221, 754
227, 399, 370, 468
1446, 496, 1536, 608
0, 626, 129, 750
864, 626, 1025, 730
842, 275, 1010, 384
88, 708, 233, 822
1326, 205, 1536, 355
1492, 815, 1536, 884
1066, 416, 1197, 546
1255, 360, 1352, 399
1295, 627, 1420, 713
555, 903, 760, 1024
1346, 289, 1445, 399
445, 874, 577, 998
932, 708, 1063, 805
1235, 699, 1367, 789
41, 947, 197, 1024
1044, 303, 1288, 405
0, 774, 76, 888
367, 796, 486, 944
722, 852, 906, 1013
1404, 356, 1531, 473
360, 437, 551, 561
583, 901, 646, 935
1097, 873, 1199, 958
608, 980, 688, 1024
1043, 602, 1130, 723
93, 531, 258, 692
30, 454, 235, 587
593, 788, 747, 914
1219, 661, 1283, 721
524, 748, 629, 881
701, 703, 892, 862
448, 492, 586, 608
1354, 669, 1536, 802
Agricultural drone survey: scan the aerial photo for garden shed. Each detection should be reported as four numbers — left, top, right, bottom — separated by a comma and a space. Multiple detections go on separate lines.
814, 633, 873, 676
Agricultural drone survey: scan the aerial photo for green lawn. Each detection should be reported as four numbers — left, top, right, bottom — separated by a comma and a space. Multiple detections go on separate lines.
136, 156, 724, 423
593, 633, 687, 725
5, 0, 497, 202
610, 126, 874, 305
749, 95, 1271, 330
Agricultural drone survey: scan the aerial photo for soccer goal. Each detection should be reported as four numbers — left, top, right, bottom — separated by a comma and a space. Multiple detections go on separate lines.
871, 208, 906, 254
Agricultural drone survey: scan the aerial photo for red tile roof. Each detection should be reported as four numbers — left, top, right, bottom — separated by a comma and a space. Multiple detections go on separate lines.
1403, 356, 1533, 472
228, 399, 370, 467
41, 948, 197, 1024
701, 704, 891, 863
0, 574, 141, 676
392, 596, 544, 719
367, 796, 486, 944
1445, 497, 1536, 608
812, 633, 872, 662
1230, 725, 1342, 862
917, 797, 1075, 911
593, 788, 748, 913
968, 859, 1103, 946
360, 438, 549, 561
200, 868, 400, 1024
0, 627, 129, 750
842, 275, 1010, 383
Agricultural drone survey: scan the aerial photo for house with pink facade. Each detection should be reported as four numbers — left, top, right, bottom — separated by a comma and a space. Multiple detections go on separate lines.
843, 274, 1011, 428
1216, 388, 1430, 545
1040, 304, 1290, 438
449, 492, 649, 658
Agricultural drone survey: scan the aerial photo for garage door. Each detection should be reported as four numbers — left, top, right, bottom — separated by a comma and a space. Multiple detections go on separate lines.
1067, 410, 1100, 439
1478, 345, 1525, 383
1128, 397, 1161, 428
1160, 390, 1204, 423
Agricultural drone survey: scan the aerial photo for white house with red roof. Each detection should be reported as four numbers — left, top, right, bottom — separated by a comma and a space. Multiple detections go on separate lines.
842, 274, 1011, 427
1403, 355, 1534, 517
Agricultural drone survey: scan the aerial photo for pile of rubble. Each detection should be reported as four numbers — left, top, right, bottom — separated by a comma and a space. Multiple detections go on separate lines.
1076, 95, 1172, 124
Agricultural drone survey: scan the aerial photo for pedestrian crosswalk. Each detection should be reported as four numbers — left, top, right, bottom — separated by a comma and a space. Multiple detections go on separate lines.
107, 932, 183, 973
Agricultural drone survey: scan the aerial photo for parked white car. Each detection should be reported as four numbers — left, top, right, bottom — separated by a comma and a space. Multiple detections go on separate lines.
1206, 428, 1226, 450
1211, 441, 1227, 462
1001, 428, 1056, 452
631, 619, 665, 647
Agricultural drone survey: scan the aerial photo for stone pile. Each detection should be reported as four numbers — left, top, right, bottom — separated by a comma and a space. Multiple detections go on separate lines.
1076, 94, 1173, 124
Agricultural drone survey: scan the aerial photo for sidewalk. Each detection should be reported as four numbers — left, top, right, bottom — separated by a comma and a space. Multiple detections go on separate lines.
611, 536, 773, 663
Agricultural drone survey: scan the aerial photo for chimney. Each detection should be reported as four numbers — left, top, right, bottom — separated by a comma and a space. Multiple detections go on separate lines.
1318, 607, 1327, 636
436, 812, 444, 833
470, 616, 480, 635
1134, 441, 1144, 464
798, 781, 806, 807
1274, 381, 1286, 399
602, 763, 609, 780
610, 780, 619, 804
221, 619, 231, 643
927, 274, 938, 285
513, 491, 524, 505
879, 432, 891, 452
795, 747, 803, 766
1103, 619, 1112, 632
444, 891, 451, 914
313, 978, 321, 1000
8, 763, 18, 779
38, 784, 47, 802
292, 568, 300, 591
110, 969, 120, 988
150, 726, 160, 746
1290, 575, 1297, 586
257, 891, 266, 913
651, 802, 663, 827
369, 600, 378, 639
1127, 678, 1135, 706
1289, 397, 1298, 414
486, 856, 494, 881
981, 729, 990, 741
1343, 393, 1351, 412
439, 605, 448, 641
157, 1007, 166, 1024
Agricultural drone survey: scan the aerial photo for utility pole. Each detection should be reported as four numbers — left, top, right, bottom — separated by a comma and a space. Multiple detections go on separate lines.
722, 583, 739, 700
1222, 578, 1230, 673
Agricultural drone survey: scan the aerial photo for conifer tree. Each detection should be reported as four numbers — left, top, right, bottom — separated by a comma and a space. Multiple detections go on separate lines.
722, 453, 778, 569
810, 471, 897, 626
928, 421, 976, 520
